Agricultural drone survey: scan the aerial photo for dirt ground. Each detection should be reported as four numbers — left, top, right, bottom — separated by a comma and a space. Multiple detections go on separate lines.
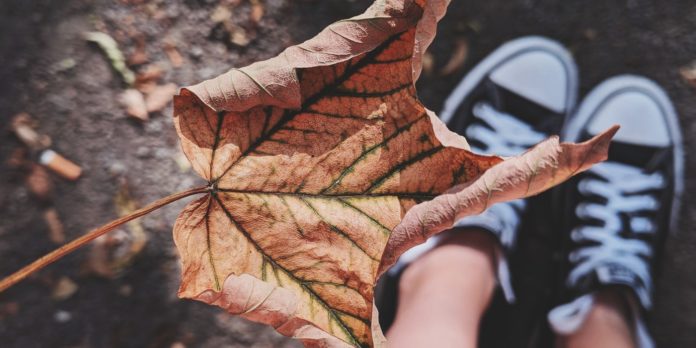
1, 0, 694, 347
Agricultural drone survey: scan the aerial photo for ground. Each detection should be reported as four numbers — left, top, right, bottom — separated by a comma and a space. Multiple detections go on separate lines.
1, 0, 694, 347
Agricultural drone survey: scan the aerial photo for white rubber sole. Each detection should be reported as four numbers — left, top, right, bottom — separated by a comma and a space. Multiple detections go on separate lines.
562, 75, 685, 234
439, 36, 579, 124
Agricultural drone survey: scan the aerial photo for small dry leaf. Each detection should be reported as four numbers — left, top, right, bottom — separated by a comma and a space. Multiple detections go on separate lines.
135, 64, 164, 88
164, 41, 184, 68
51, 276, 78, 301
229, 26, 252, 47
11, 113, 51, 150
680, 60, 696, 88
145, 83, 178, 113
120, 88, 149, 121
439, 38, 468, 75
44, 208, 66, 244
171, 0, 615, 346
211, 5, 232, 23
421, 51, 434, 76
250, 0, 264, 23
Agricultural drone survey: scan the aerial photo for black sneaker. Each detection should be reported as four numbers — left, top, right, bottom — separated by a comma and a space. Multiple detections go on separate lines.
375, 36, 578, 332
548, 75, 684, 348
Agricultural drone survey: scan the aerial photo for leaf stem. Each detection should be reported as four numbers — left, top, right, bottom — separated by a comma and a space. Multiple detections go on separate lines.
0, 186, 209, 293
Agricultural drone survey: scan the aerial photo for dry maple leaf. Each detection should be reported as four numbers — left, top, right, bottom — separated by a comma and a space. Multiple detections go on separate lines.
171, 0, 616, 346
0, 0, 617, 347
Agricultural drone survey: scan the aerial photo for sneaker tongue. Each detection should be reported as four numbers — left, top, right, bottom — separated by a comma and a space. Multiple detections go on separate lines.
491, 82, 564, 133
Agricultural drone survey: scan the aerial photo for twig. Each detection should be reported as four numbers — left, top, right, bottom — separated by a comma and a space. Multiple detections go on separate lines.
0, 186, 209, 293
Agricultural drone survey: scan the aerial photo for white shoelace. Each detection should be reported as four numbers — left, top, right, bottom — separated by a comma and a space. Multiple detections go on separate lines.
549, 161, 664, 348
567, 161, 665, 306
467, 102, 546, 156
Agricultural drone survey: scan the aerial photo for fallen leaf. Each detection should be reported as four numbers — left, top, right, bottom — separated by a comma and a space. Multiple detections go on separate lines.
439, 38, 468, 75
171, 0, 615, 347
11, 113, 51, 150
421, 51, 434, 76
83, 181, 148, 277
44, 208, 66, 244
52, 58, 77, 73
84, 31, 136, 86
135, 64, 163, 87
51, 276, 78, 301
119, 88, 149, 121
164, 41, 184, 68
210, 1, 258, 48
145, 83, 178, 113
680, 60, 696, 88
211, 4, 232, 24
250, 0, 264, 23
229, 26, 252, 47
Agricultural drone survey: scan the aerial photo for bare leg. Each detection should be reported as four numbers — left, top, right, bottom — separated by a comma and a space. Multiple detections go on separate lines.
557, 289, 636, 348
386, 229, 498, 348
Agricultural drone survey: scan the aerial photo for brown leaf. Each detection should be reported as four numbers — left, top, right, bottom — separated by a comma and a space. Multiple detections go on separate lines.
171, 0, 614, 346
164, 41, 184, 68
135, 64, 164, 88
11, 113, 51, 150
145, 83, 178, 113
250, 0, 264, 23
43, 208, 66, 244
119, 88, 149, 121
51, 276, 78, 301
680, 60, 696, 88
439, 38, 468, 75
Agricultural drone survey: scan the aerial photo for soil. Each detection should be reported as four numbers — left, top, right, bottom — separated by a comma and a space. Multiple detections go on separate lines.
1, 0, 694, 347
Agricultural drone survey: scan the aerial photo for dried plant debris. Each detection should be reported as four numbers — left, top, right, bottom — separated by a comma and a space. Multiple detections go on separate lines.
119, 88, 149, 121
145, 83, 178, 113
44, 208, 66, 244
210, 0, 262, 48
84, 31, 136, 86
440, 38, 469, 76
680, 60, 696, 88
163, 41, 184, 68
51, 276, 78, 301
11, 113, 51, 151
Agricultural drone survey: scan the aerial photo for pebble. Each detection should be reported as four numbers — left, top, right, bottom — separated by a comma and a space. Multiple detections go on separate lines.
54, 310, 72, 323
136, 146, 152, 158
108, 161, 127, 176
